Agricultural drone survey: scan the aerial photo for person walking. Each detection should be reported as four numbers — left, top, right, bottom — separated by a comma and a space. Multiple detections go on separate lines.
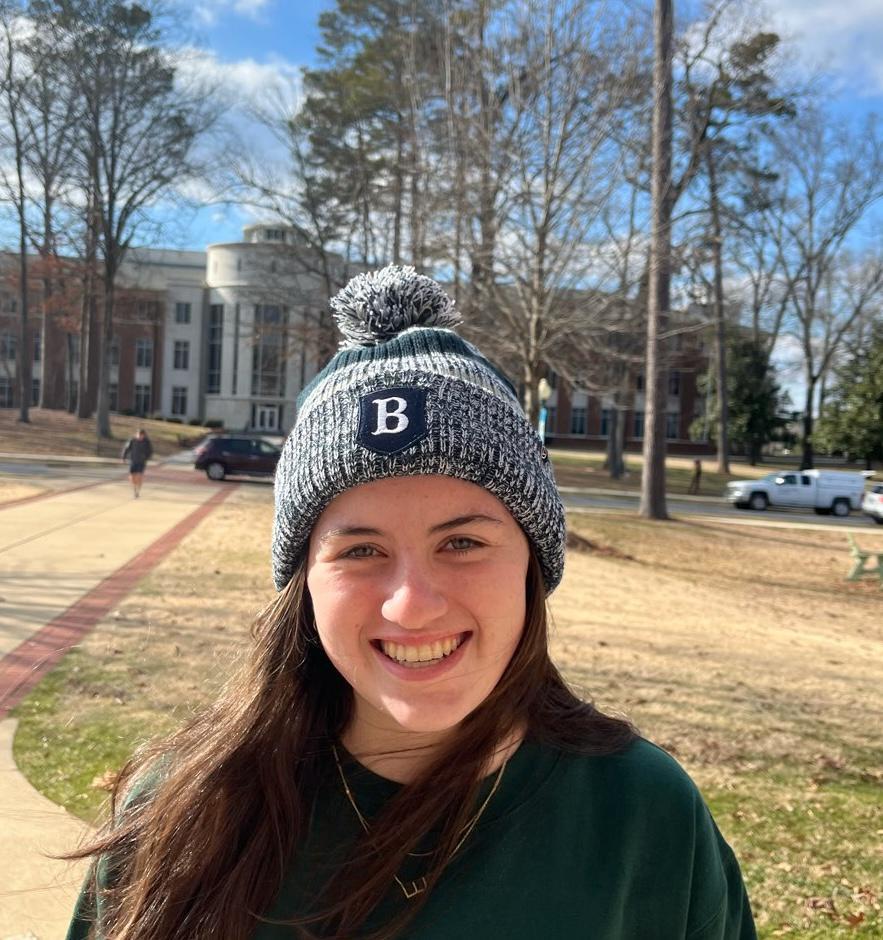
121, 428, 153, 498
67, 267, 755, 939
688, 458, 703, 495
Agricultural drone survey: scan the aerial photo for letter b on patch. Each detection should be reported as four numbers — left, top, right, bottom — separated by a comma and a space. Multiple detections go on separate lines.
358, 387, 428, 454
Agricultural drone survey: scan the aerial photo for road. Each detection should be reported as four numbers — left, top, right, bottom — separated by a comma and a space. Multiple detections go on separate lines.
561, 485, 880, 530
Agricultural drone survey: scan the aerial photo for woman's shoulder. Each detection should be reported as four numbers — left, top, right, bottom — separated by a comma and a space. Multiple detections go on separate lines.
535, 735, 706, 821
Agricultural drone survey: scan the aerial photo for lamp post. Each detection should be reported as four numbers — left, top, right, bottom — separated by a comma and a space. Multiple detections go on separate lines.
537, 377, 552, 444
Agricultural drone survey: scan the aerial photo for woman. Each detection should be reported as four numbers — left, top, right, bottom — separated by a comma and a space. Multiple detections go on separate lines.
67, 267, 755, 939
121, 428, 153, 498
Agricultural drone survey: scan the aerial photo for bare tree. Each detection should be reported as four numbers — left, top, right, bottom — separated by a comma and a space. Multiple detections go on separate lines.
0, 5, 34, 422
463, 0, 643, 424
37, 0, 218, 438
771, 108, 883, 468
640, 0, 673, 519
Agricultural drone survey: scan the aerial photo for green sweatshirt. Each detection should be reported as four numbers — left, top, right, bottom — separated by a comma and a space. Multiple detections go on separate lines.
67, 737, 755, 939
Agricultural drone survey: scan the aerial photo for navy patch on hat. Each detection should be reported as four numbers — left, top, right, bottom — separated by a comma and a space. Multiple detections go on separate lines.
358, 387, 428, 455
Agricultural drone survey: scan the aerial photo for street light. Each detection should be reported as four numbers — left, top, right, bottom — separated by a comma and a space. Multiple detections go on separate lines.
537, 377, 552, 444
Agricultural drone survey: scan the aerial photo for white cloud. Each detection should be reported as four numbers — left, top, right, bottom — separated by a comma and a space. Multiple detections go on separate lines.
766, 0, 883, 97
177, 47, 302, 113
192, 0, 273, 28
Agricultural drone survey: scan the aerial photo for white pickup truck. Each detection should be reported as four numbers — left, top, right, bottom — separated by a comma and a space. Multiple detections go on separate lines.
725, 469, 870, 516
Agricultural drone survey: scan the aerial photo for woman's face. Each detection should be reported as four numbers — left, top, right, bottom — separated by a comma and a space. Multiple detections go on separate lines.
306, 475, 530, 743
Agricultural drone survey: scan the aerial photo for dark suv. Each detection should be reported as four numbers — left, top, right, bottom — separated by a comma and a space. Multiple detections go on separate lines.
194, 434, 282, 481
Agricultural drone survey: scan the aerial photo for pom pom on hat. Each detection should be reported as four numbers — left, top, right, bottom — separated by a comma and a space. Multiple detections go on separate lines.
331, 264, 462, 348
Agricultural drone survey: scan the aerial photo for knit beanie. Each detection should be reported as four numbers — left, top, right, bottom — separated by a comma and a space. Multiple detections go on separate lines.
271, 265, 566, 593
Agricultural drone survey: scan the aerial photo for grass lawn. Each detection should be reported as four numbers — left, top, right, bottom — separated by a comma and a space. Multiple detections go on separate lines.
548, 447, 875, 496
0, 407, 210, 458
0, 479, 47, 504
11, 489, 883, 938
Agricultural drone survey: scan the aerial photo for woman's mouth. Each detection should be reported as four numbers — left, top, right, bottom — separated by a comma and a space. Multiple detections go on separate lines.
374, 633, 468, 669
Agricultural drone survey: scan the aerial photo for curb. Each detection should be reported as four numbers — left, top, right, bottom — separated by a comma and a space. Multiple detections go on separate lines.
0, 451, 121, 466
557, 485, 721, 503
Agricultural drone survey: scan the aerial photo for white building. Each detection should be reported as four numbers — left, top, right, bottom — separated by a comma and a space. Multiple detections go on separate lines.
111, 223, 339, 432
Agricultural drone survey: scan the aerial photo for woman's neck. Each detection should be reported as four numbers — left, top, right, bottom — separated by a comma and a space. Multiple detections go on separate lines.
340, 718, 525, 784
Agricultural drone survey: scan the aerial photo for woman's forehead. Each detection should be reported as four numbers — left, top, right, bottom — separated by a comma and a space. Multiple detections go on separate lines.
314, 476, 512, 528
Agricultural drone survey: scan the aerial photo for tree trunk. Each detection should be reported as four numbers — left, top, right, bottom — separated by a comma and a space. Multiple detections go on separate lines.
639, 0, 672, 520
95, 272, 114, 439
66, 332, 76, 413
17, 230, 30, 423
799, 381, 814, 470
707, 147, 729, 474
606, 404, 626, 479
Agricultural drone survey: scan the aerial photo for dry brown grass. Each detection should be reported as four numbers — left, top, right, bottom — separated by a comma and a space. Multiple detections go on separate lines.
13, 492, 883, 938
0, 407, 209, 457
0, 479, 46, 504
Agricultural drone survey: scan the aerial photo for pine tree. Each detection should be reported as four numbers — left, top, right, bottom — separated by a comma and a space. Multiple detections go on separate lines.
815, 325, 883, 469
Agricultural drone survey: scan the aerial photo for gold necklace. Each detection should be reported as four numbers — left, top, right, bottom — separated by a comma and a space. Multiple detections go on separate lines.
331, 744, 508, 900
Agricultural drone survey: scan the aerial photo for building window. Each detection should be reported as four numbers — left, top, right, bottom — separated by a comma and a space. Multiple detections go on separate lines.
31, 377, 40, 405
0, 376, 12, 406
110, 338, 120, 366
633, 410, 645, 439
173, 340, 190, 370
264, 228, 285, 241
668, 371, 681, 396
175, 302, 191, 324
109, 382, 118, 412
133, 383, 151, 416
135, 338, 153, 368
33, 331, 41, 362
635, 372, 645, 392
206, 304, 223, 393
666, 412, 679, 439
171, 386, 187, 416
600, 408, 612, 438
1, 331, 17, 360
570, 406, 587, 435
251, 304, 286, 397
137, 300, 161, 320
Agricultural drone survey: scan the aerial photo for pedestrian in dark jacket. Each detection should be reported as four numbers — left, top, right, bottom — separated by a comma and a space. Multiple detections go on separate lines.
121, 428, 152, 498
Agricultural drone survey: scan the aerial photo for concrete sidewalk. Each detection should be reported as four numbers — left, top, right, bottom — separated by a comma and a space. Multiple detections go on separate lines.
0, 472, 233, 939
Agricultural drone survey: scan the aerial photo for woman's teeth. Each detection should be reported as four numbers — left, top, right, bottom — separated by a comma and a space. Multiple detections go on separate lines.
379, 635, 463, 666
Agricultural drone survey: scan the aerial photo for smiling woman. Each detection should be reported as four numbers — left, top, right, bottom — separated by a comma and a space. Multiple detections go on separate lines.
65, 267, 756, 940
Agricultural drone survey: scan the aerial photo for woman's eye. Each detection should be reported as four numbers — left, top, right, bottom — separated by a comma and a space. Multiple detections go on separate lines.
342, 545, 378, 559
446, 536, 480, 553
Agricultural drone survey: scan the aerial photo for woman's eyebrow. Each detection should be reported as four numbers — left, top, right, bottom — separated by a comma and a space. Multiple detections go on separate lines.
319, 514, 503, 544
428, 514, 504, 534
318, 525, 382, 545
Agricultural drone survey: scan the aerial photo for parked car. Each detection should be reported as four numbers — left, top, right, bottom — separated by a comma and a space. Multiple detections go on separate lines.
724, 469, 868, 516
194, 434, 281, 481
862, 484, 883, 524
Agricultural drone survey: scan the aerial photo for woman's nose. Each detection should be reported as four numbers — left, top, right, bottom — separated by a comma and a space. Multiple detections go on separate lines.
380, 562, 449, 630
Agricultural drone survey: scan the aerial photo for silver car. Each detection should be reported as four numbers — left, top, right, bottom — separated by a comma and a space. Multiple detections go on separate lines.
862, 484, 883, 524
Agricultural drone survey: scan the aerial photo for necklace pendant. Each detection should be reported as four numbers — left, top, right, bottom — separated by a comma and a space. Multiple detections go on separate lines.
400, 877, 427, 899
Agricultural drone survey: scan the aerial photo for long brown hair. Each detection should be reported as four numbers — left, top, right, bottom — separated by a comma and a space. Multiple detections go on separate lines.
70, 550, 635, 939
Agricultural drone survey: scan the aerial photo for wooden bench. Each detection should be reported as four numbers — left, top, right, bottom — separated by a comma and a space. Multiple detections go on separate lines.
846, 534, 883, 585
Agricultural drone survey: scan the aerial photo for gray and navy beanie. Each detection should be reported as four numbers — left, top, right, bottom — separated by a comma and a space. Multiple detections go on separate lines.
271, 265, 566, 593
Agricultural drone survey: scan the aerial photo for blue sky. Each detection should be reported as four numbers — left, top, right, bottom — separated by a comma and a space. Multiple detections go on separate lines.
173, 0, 883, 252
